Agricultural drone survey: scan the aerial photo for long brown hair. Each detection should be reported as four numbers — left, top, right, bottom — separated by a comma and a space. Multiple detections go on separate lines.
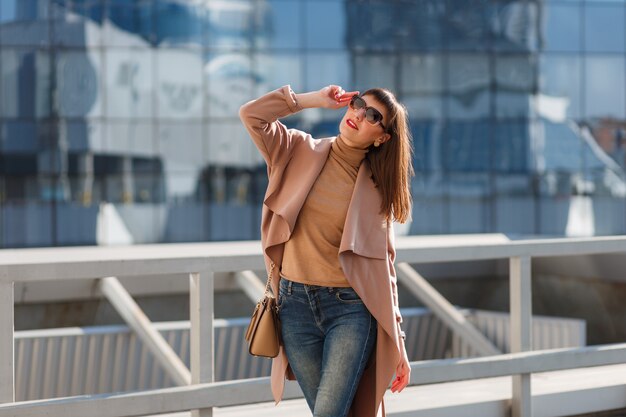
363, 88, 414, 224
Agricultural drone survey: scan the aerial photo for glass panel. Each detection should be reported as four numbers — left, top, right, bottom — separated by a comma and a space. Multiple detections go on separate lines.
401, 54, 444, 94
492, 1, 539, 52
442, 0, 491, 51
539, 54, 582, 120
164, 187, 206, 242
2, 201, 54, 246
411, 120, 441, 173
0, 49, 51, 118
584, 55, 626, 119
305, 52, 351, 92
403, 94, 444, 121
495, 175, 536, 235
105, 48, 154, 119
154, 0, 207, 48
353, 54, 397, 91
256, 1, 302, 50
583, 4, 625, 53
52, 0, 104, 47
106, 121, 156, 156
2, 121, 38, 153
157, 122, 204, 172
345, 1, 395, 52
446, 54, 490, 120
495, 55, 535, 119
305, 1, 345, 50
205, 52, 256, 118
0, 0, 50, 46
206, 0, 254, 50
61, 119, 106, 153
55, 50, 103, 118
104, 0, 153, 47
494, 121, 529, 173
542, 3, 582, 52
206, 120, 262, 167
447, 173, 491, 233
443, 120, 491, 172
155, 48, 203, 119
256, 53, 303, 93
396, 0, 443, 51
411, 174, 446, 234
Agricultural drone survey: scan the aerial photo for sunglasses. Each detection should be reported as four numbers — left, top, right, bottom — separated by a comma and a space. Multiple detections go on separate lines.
349, 95, 386, 131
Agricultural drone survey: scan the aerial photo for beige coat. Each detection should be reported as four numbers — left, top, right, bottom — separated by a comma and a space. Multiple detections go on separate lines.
239, 86, 404, 417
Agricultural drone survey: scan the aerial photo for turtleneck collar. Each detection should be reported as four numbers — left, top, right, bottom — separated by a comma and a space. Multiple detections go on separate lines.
331, 134, 368, 169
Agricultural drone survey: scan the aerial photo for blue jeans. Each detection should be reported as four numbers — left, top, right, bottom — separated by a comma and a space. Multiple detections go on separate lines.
278, 278, 377, 417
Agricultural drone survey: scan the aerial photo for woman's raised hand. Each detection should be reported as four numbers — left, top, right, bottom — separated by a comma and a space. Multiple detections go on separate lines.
318, 85, 359, 109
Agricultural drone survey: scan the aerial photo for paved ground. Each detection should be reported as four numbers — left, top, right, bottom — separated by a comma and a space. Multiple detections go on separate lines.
150, 363, 626, 417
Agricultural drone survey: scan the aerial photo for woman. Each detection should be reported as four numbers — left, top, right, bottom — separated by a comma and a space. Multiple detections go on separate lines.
239, 84, 413, 417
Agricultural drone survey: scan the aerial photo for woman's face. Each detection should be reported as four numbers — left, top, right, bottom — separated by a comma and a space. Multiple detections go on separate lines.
339, 94, 390, 149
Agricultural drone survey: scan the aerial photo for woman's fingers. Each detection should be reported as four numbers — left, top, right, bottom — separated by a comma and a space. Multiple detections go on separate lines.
336, 91, 359, 102
391, 373, 409, 393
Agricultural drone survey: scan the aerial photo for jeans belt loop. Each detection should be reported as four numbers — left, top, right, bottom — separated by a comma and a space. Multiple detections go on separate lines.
288, 279, 293, 295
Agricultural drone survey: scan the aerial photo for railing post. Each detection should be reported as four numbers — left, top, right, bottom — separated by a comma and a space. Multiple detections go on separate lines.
510, 256, 532, 417
190, 270, 214, 417
0, 282, 14, 404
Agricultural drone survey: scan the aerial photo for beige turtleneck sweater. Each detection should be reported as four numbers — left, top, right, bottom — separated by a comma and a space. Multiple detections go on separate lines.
280, 134, 368, 287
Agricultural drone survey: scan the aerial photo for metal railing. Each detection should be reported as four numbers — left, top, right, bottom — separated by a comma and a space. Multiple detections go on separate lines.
1, 236, 626, 417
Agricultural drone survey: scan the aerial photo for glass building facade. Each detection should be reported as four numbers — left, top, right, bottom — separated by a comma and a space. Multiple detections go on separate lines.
0, 0, 625, 247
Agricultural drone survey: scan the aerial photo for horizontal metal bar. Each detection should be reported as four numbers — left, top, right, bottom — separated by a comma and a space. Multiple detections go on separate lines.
394, 236, 626, 263
2, 236, 626, 283
408, 343, 626, 385
1, 343, 625, 417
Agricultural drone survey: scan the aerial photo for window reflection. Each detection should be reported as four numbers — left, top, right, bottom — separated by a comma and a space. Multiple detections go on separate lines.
492, 1, 539, 52
0, 0, 50, 46
583, 4, 625, 53
397, 0, 443, 51
257, 1, 302, 50
105, 49, 154, 119
542, 3, 582, 52
157, 122, 204, 169
205, 52, 257, 118
256, 53, 302, 93
55, 50, 103, 118
154, 0, 207, 48
305, 1, 345, 50
354, 54, 397, 91
305, 52, 351, 92
401, 54, 444, 94
495, 121, 529, 172
443, 120, 491, 172
155, 49, 203, 119
52, 1, 103, 48
539, 54, 582, 119
584, 55, 625, 119
0, 49, 51, 118
104, 1, 153, 47
206, 0, 255, 50
495, 175, 536, 234
447, 173, 491, 233
442, 0, 491, 51
346, 1, 395, 52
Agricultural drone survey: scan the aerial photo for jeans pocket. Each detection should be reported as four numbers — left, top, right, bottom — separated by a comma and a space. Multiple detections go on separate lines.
335, 288, 363, 304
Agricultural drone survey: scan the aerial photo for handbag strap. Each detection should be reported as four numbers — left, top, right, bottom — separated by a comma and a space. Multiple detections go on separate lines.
264, 261, 276, 297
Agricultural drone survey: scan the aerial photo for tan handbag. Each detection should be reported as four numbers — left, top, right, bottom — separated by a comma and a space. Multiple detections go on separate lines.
245, 262, 281, 358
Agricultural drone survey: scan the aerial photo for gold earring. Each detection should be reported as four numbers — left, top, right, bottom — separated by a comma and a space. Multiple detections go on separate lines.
374, 140, 380, 147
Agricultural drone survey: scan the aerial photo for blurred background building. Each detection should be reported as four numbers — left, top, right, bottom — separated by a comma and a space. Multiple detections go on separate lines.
0, 0, 625, 248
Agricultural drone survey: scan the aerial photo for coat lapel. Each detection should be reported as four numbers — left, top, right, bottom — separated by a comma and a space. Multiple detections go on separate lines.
262, 138, 333, 249
339, 160, 388, 260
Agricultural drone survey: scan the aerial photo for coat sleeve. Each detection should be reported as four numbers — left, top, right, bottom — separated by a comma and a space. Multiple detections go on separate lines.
387, 224, 404, 334
239, 85, 308, 168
